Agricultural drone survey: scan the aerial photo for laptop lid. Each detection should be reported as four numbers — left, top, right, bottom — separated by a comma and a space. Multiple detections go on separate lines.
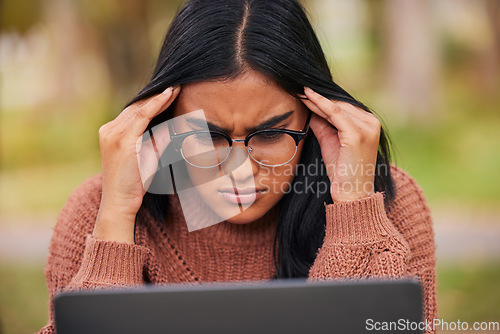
54, 278, 423, 334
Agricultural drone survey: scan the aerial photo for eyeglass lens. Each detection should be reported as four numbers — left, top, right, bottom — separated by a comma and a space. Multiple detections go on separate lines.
181, 131, 297, 168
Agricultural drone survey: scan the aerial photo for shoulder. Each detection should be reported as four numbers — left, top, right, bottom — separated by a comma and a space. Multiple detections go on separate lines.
45, 173, 104, 275
53, 173, 104, 235
386, 164, 433, 228
389, 164, 428, 207
60, 172, 103, 216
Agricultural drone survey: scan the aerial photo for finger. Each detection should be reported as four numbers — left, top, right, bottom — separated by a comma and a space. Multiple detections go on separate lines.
136, 118, 176, 189
129, 85, 181, 136
302, 97, 363, 133
329, 100, 382, 140
334, 101, 381, 128
148, 120, 172, 160
309, 113, 340, 156
137, 137, 158, 191
300, 89, 379, 127
303, 87, 356, 132
116, 85, 180, 126
301, 97, 329, 119
309, 110, 338, 139
303, 92, 379, 150
308, 113, 340, 179
303, 98, 371, 133
114, 95, 155, 124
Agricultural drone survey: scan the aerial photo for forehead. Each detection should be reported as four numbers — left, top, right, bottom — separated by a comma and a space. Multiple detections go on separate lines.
172, 71, 303, 128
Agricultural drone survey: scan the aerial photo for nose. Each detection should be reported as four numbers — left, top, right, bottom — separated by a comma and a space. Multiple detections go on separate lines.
221, 142, 259, 182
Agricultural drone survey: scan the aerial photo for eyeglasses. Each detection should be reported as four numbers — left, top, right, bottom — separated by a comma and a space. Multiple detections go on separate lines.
168, 111, 311, 168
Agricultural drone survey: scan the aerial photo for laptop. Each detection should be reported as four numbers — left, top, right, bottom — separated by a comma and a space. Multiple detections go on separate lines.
54, 278, 423, 334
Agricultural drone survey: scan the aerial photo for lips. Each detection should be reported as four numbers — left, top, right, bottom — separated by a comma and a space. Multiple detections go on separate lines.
217, 186, 266, 204
218, 186, 266, 194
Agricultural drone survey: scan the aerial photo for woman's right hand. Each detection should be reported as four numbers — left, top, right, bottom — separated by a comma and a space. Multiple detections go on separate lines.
93, 86, 181, 244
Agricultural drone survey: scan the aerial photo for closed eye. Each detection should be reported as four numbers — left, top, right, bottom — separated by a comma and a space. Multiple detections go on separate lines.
252, 131, 288, 144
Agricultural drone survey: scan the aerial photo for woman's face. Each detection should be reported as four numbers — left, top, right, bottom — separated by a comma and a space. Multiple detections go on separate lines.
172, 70, 308, 225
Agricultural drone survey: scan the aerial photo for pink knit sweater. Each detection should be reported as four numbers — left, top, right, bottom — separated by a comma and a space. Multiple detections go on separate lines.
38, 165, 437, 333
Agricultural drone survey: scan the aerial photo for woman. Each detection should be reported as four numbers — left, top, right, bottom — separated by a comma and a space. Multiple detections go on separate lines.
39, 0, 437, 332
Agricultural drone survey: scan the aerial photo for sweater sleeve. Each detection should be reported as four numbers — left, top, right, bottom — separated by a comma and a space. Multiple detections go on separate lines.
308, 166, 437, 334
37, 174, 150, 334
308, 192, 410, 279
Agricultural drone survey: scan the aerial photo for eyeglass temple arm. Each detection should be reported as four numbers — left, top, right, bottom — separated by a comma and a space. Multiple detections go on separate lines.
303, 110, 312, 133
166, 118, 175, 139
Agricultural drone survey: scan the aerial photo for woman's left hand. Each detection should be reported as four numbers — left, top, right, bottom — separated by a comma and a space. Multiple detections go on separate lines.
301, 87, 381, 202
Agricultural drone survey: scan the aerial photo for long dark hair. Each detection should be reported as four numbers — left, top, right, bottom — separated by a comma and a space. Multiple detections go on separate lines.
128, 0, 395, 278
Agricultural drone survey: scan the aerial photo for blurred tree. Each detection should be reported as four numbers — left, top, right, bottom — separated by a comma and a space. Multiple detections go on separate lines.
42, 0, 89, 107
379, 0, 441, 121
0, 0, 42, 32
36, 0, 184, 117
87, 0, 152, 104
79, 0, 185, 114
482, 0, 500, 98
364, 0, 384, 63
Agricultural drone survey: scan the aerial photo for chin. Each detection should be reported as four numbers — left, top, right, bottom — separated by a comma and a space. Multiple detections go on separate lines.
200, 192, 269, 225
224, 211, 261, 224
218, 202, 265, 224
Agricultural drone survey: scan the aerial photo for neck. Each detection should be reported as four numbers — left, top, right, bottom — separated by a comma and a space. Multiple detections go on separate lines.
165, 193, 280, 246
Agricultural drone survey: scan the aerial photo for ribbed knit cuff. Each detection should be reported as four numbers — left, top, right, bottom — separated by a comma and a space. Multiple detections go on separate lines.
324, 192, 398, 244
71, 234, 150, 286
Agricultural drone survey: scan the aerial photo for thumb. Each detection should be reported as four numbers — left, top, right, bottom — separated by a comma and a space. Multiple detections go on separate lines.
136, 121, 171, 193
308, 113, 340, 181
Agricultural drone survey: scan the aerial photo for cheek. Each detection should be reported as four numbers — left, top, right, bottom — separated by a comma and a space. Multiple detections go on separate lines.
259, 139, 306, 194
185, 164, 225, 197
186, 164, 216, 185
258, 162, 298, 195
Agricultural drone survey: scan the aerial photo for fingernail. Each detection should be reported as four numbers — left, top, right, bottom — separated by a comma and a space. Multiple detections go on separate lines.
162, 87, 173, 95
304, 86, 313, 93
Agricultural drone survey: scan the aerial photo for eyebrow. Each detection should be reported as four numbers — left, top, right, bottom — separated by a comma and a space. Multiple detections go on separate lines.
185, 110, 295, 133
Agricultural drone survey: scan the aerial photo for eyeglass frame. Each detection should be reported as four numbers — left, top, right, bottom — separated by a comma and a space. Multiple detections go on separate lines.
166, 110, 312, 168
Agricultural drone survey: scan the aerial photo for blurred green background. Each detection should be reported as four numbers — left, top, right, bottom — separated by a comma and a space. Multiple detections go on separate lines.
1, 0, 499, 333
